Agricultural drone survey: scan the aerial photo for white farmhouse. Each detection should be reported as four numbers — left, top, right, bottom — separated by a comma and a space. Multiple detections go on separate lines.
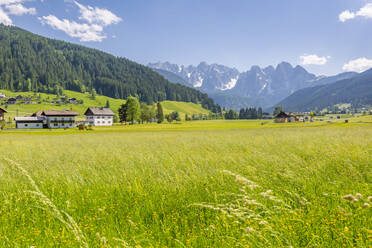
84, 107, 114, 126
14, 117, 44, 129
33, 110, 79, 129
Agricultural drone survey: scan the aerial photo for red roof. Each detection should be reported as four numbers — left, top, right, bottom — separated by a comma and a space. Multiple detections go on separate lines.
32, 110, 79, 116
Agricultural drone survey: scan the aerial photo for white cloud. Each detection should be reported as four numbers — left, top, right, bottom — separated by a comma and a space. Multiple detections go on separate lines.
339, 3, 372, 22
0, 0, 27, 4
5, 3, 35, 15
39, 15, 106, 42
0, 0, 36, 25
40, 1, 121, 42
0, 7, 12, 25
300, 54, 330, 65
342, 58, 372, 73
74, 1, 122, 26
339, 10, 355, 22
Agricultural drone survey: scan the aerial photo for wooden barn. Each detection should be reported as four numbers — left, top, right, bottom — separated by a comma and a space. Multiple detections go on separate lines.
0, 107, 7, 122
274, 111, 297, 123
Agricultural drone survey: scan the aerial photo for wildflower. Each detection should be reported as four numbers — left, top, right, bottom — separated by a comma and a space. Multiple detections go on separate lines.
368, 196, 372, 202
259, 220, 268, 225
342, 194, 356, 201
355, 193, 363, 199
362, 203, 370, 209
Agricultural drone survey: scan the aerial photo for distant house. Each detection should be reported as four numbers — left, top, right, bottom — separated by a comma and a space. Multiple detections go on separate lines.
274, 111, 297, 123
0, 107, 7, 121
31, 110, 79, 129
16, 95, 23, 100
0, 92, 6, 99
84, 107, 114, 126
7, 98, 16, 105
14, 116, 44, 129
68, 98, 77, 104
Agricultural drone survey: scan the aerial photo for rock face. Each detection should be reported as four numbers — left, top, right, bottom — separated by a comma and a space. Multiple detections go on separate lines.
149, 61, 358, 109
148, 61, 240, 92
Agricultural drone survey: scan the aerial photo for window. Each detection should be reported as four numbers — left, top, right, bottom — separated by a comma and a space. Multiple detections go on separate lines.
25, 124, 28, 127
62, 123, 64, 126
97, 121, 100, 124
36, 124, 39, 127
54, 123, 58, 127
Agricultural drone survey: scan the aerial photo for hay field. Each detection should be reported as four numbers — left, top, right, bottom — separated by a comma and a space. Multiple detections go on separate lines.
0, 120, 371, 247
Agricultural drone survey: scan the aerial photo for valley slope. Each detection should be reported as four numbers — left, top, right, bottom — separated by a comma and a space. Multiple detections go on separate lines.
276, 69, 372, 112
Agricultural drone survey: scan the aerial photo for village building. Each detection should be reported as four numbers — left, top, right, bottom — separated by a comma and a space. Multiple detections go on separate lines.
32, 110, 79, 129
7, 98, 16, 105
84, 107, 114, 126
0, 92, 6, 99
14, 117, 44, 129
0, 107, 7, 122
69, 98, 77, 104
274, 111, 297, 123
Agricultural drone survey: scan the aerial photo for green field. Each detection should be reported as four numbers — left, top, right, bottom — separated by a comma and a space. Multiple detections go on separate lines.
0, 119, 371, 247
0, 90, 211, 122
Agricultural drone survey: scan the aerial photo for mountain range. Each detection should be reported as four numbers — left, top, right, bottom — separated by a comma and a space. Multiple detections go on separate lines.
148, 61, 359, 109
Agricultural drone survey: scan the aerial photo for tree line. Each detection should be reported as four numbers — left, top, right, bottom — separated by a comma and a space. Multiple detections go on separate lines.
224, 107, 264, 120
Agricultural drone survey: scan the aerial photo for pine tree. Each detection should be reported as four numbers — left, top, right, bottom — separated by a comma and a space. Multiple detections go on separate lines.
258, 107, 263, 119
91, 89, 97, 100
118, 103, 128, 123
105, 100, 110, 108
156, 102, 164, 124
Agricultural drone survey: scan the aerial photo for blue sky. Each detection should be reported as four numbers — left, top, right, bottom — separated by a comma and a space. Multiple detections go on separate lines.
1, 0, 372, 76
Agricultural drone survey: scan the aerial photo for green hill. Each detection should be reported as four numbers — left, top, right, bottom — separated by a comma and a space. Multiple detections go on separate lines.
277, 70, 372, 112
0, 90, 211, 121
161, 101, 211, 118
0, 25, 218, 112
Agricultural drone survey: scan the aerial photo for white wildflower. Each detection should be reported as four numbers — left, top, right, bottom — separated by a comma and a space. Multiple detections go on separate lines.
362, 203, 370, 209
342, 194, 356, 201
355, 193, 362, 199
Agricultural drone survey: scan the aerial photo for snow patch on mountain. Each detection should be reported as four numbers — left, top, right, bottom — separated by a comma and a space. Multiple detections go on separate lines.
194, 76, 204, 87
217, 76, 239, 91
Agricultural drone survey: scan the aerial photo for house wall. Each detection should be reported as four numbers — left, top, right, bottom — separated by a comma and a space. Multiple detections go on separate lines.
46, 116, 76, 129
16, 122, 43, 129
86, 115, 113, 126
275, 118, 288, 123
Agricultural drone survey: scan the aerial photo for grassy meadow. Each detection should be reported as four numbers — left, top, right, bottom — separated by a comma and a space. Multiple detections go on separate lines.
0, 119, 371, 247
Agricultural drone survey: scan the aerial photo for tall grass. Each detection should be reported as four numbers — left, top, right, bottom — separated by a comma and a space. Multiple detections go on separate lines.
0, 121, 371, 247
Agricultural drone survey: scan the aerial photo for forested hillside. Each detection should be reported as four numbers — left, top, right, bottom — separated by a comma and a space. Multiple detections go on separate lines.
0, 25, 218, 112
277, 69, 372, 111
